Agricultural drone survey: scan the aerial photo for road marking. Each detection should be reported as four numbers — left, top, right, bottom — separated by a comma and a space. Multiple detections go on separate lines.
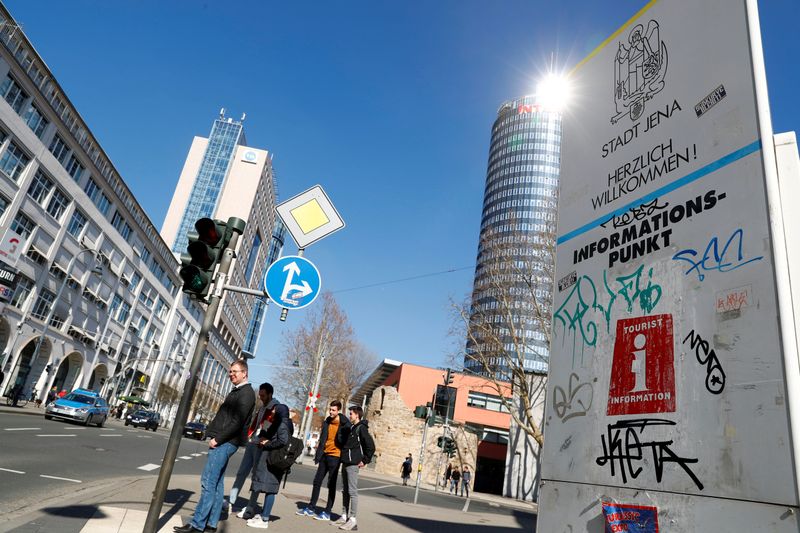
40, 474, 82, 483
64, 427, 86, 430
191, 453, 202, 457
358, 484, 396, 492
37, 434, 76, 437
99, 434, 122, 437
4, 427, 41, 431
136, 435, 152, 439
137, 463, 160, 471
0, 467, 25, 474
179, 456, 192, 460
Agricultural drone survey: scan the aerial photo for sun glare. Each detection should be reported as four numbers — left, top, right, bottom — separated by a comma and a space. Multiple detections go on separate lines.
536, 74, 572, 112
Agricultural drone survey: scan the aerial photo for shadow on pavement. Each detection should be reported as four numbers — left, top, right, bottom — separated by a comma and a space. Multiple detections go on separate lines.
379, 512, 537, 532
157, 488, 194, 529
39, 505, 104, 519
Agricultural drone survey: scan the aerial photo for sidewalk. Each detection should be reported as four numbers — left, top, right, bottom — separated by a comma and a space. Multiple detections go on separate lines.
2, 474, 535, 532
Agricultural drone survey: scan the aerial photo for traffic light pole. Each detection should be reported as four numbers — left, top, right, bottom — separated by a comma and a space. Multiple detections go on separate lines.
413, 404, 431, 505
143, 227, 243, 533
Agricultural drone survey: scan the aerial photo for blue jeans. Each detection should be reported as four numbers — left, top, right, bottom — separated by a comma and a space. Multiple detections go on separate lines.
191, 442, 238, 530
229, 441, 263, 506
259, 493, 276, 522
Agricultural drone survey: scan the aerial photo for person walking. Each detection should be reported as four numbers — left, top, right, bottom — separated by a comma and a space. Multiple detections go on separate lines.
46, 387, 57, 406
173, 360, 256, 533
442, 463, 452, 488
228, 382, 277, 518
245, 403, 294, 529
296, 400, 351, 522
460, 465, 472, 498
400, 454, 413, 486
449, 467, 461, 494
333, 405, 375, 531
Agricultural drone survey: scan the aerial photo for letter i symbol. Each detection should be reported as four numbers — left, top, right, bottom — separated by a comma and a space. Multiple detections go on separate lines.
630, 333, 649, 392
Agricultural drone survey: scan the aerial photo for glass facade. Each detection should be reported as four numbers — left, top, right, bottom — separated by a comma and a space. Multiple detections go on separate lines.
465, 95, 561, 376
172, 117, 244, 253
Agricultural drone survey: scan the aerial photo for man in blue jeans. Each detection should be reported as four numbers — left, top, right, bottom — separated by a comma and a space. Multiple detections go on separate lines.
174, 360, 255, 533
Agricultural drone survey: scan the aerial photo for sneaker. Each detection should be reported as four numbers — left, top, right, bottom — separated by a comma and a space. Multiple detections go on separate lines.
314, 511, 331, 521
237, 508, 256, 519
332, 515, 348, 526
339, 517, 358, 531
246, 517, 269, 529
296, 507, 315, 517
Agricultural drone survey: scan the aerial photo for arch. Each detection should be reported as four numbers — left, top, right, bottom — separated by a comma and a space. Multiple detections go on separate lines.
0, 317, 10, 360
53, 352, 84, 393
4, 336, 52, 397
87, 364, 109, 391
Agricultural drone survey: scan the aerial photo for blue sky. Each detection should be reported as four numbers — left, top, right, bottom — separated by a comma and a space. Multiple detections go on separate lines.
6, 1, 798, 388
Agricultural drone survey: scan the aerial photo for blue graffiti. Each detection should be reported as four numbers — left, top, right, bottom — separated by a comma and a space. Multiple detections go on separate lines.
673, 228, 763, 281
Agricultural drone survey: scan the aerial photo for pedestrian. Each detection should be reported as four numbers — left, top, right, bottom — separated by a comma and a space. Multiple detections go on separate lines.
450, 467, 461, 494
442, 463, 452, 488
401, 454, 413, 486
57, 389, 67, 398
10, 383, 21, 407
46, 387, 57, 406
460, 465, 472, 498
246, 403, 295, 529
173, 360, 256, 533
296, 400, 351, 521
333, 405, 375, 531
228, 382, 277, 519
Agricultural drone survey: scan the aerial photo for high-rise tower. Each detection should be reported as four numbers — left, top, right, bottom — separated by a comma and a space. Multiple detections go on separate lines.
465, 95, 561, 376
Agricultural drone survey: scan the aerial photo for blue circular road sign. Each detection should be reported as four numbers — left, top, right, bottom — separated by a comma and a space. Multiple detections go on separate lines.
264, 255, 321, 310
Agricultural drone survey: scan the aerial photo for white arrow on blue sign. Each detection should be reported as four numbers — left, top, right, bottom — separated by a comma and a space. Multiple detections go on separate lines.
264, 255, 321, 310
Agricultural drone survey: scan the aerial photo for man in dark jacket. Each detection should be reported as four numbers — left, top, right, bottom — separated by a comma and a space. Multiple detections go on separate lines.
174, 360, 256, 533
296, 400, 351, 521
333, 405, 375, 531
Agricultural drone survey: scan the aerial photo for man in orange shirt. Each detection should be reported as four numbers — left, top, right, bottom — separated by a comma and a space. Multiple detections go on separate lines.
296, 400, 351, 521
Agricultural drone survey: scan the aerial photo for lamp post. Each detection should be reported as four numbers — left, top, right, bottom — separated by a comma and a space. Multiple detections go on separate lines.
33, 247, 100, 401
297, 351, 326, 464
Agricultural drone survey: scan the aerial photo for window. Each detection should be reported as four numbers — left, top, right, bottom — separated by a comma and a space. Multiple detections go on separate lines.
49, 134, 69, 164
130, 271, 141, 291
23, 103, 48, 138
84, 178, 110, 216
10, 276, 33, 308
467, 391, 511, 413
31, 289, 55, 321
434, 385, 457, 420
46, 188, 70, 220
0, 193, 8, 217
27, 170, 53, 204
243, 231, 262, 283
109, 294, 123, 316
111, 211, 131, 240
64, 155, 84, 182
117, 301, 131, 323
0, 74, 28, 113
154, 297, 166, 319
10, 212, 35, 239
66, 209, 87, 238
0, 141, 30, 182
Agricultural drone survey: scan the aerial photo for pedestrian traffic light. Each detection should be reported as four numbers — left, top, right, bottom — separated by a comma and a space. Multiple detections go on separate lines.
179, 218, 229, 299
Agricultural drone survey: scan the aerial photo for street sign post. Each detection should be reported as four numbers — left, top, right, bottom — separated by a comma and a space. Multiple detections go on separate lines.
263, 255, 321, 310
539, 0, 800, 531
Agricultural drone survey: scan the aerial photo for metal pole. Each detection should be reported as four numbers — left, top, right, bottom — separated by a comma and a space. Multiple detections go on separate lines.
413, 405, 431, 504
297, 349, 326, 464
143, 229, 242, 533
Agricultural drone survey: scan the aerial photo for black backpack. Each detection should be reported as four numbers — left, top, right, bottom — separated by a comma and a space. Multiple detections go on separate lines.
268, 435, 304, 471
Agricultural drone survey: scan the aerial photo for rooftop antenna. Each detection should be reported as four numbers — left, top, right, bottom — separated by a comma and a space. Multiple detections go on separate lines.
241, 113, 247, 121
219, 108, 225, 119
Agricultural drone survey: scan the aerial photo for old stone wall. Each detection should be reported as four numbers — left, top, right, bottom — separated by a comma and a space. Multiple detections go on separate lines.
366, 385, 478, 488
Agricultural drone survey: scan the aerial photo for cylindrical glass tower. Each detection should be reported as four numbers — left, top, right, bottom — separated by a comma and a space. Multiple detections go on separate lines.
465, 95, 561, 376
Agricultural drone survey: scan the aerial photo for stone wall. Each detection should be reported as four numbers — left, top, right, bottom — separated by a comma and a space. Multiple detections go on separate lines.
366, 385, 478, 488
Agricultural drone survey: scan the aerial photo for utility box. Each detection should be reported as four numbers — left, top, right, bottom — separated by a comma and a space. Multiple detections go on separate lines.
540, 1, 800, 531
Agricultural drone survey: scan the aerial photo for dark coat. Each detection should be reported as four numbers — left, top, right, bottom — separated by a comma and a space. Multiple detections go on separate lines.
205, 383, 256, 447
340, 420, 375, 466
314, 413, 351, 463
251, 404, 294, 494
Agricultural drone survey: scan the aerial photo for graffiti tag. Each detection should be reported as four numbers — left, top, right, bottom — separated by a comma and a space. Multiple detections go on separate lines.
673, 228, 763, 281
683, 330, 726, 394
553, 373, 594, 422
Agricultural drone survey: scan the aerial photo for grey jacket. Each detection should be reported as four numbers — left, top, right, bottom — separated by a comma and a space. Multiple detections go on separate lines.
251, 404, 293, 494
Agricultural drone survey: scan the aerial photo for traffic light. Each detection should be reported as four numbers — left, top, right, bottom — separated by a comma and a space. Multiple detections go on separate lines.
444, 368, 454, 386
444, 437, 456, 458
414, 405, 428, 418
179, 218, 228, 299
45, 364, 52, 373
437, 436, 445, 448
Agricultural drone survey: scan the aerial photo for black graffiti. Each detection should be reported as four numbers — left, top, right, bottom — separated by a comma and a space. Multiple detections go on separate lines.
683, 330, 726, 394
596, 418, 704, 490
600, 198, 670, 229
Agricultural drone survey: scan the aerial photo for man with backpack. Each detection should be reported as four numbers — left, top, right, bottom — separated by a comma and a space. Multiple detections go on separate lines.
333, 405, 375, 531
296, 400, 351, 522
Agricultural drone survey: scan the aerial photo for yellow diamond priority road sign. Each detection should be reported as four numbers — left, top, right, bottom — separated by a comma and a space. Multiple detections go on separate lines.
276, 185, 345, 249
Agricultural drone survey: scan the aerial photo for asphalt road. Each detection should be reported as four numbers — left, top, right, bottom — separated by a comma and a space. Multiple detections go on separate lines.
0, 411, 528, 520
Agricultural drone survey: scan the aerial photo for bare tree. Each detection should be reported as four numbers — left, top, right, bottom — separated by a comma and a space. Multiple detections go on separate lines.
276, 292, 376, 411
452, 219, 556, 448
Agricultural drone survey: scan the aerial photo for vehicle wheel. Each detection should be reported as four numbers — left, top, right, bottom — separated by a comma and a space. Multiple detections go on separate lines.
44, 415, 52, 420
152, 425, 158, 432
97, 416, 105, 428
124, 421, 129, 426
84, 414, 93, 426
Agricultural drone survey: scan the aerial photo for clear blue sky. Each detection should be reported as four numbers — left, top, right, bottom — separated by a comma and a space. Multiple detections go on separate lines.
6, 1, 798, 389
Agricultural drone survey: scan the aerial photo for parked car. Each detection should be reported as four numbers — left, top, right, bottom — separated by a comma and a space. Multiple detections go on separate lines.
44, 389, 108, 427
125, 410, 161, 431
183, 422, 207, 440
